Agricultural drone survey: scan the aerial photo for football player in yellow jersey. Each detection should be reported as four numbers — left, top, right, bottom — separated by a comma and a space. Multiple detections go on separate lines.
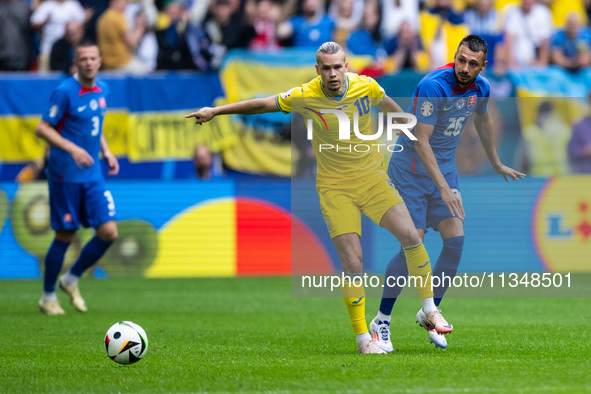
186, 42, 452, 354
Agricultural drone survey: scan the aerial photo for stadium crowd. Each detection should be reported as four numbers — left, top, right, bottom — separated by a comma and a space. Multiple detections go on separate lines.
1, 0, 591, 74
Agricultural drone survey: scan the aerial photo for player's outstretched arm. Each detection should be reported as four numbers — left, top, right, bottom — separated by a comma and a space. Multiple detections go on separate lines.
185, 96, 279, 125
100, 133, 119, 176
414, 121, 465, 220
35, 120, 94, 169
474, 112, 526, 182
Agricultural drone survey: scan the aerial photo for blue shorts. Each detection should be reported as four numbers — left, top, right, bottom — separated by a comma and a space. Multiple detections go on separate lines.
48, 181, 116, 231
388, 163, 461, 232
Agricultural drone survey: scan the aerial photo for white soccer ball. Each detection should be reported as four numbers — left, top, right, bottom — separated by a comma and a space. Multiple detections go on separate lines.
104, 321, 148, 364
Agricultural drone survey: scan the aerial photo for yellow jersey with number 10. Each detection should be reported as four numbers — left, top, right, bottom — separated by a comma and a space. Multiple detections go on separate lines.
276, 72, 387, 185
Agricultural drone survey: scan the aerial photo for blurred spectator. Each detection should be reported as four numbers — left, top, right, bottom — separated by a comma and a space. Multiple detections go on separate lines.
50, 20, 84, 74
30, 0, 88, 72
278, 0, 335, 48
193, 144, 225, 179
550, 12, 591, 72
185, 22, 218, 70
426, 0, 465, 67
194, 145, 213, 179
156, 0, 194, 70
0, 0, 32, 71
380, 0, 419, 41
463, 0, 499, 36
188, 0, 210, 26
347, 0, 382, 57
515, 101, 571, 175
463, 0, 502, 68
428, 0, 464, 25
202, 0, 255, 54
328, 0, 364, 26
385, 19, 421, 72
249, 0, 282, 50
568, 95, 591, 173
125, 0, 159, 72
97, 0, 150, 73
330, 0, 361, 47
79, 0, 108, 41
15, 150, 48, 183
500, 0, 553, 68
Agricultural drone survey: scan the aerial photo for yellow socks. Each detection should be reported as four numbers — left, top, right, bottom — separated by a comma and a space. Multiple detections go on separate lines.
403, 241, 434, 300
342, 274, 368, 335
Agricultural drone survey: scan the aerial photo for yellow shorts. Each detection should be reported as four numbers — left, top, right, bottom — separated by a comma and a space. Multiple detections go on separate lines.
316, 174, 404, 238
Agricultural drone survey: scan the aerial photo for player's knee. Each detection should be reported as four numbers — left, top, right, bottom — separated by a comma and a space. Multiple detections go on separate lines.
55, 231, 76, 244
399, 228, 421, 248
98, 228, 118, 242
337, 247, 363, 273
341, 259, 363, 275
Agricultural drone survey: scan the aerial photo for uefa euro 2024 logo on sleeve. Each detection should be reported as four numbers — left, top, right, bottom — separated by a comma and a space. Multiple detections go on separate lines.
303, 106, 417, 153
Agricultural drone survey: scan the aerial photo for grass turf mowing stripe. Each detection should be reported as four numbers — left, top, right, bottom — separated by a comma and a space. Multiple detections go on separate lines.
0, 277, 589, 393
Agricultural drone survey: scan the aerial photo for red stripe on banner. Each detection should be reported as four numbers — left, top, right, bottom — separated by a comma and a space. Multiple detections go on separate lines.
236, 199, 291, 276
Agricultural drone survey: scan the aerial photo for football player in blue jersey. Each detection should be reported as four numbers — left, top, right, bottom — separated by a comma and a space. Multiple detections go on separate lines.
370, 35, 526, 351
35, 41, 119, 315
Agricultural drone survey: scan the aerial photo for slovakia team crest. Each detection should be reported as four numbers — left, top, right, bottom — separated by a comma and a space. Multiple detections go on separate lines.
99, 97, 106, 108
456, 98, 465, 110
468, 95, 477, 110
421, 101, 433, 117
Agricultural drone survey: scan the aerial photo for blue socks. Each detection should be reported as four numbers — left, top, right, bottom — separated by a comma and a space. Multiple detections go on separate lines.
379, 235, 465, 314
43, 239, 71, 292
379, 248, 408, 315
70, 236, 113, 277
433, 235, 464, 306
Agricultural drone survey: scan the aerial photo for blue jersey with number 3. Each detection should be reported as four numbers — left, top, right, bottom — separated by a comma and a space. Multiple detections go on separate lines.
393, 63, 490, 175
42, 76, 108, 183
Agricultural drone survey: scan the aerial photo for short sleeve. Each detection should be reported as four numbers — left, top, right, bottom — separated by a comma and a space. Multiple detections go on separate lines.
414, 80, 443, 126
551, 31, 564, 49
30, 3, 50, 24
475, 79, 491, 115
42, 88, 69, 127
276, 86, 303, 114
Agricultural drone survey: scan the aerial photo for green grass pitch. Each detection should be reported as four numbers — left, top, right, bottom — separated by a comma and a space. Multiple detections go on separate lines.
0, 277, 589, 393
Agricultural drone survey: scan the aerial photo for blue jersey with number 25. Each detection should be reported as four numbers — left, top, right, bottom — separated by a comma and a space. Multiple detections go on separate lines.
42, 76, 108, 183
393, 63, 490, 175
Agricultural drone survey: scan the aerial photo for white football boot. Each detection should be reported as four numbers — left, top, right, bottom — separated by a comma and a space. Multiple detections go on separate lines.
39, 298, 65, 315
358, 338, 388, 354
369, 319, 394, 352
416, 308, 449, 348
58, 276, 87, 312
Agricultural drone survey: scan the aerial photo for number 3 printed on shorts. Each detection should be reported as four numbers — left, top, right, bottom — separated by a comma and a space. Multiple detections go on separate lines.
104, 190, 116, 217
